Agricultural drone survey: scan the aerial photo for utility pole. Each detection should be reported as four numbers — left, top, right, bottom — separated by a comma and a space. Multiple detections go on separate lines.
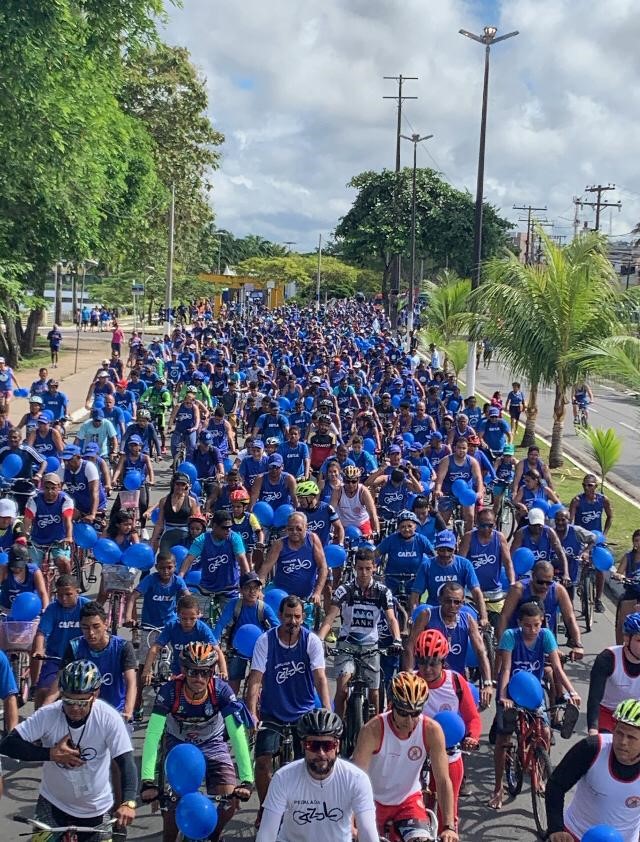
572, 196, 582, 240
513, 204, 547, 263
164, 183, 175, 335
383, 74, 418, 331
315, 234, 322, 311
581, 184, 621, 231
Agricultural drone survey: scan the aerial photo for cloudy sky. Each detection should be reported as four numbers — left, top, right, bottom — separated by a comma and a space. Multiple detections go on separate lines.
163, 0, 640, 252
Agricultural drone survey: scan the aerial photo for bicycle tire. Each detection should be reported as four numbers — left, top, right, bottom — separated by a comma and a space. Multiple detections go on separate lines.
109, 593, 121, 636
505, 743, 523, 796
499, 500, 516, 541
531, 747, 553, 839
582, 571, 595, 633
72, 547, 93, 593
344, 691, 364, 757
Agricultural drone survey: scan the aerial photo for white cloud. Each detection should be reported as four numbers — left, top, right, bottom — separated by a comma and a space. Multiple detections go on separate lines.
162, 0, 640, 250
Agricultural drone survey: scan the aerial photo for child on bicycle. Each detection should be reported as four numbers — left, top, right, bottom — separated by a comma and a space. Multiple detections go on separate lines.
489, 602, 580, 810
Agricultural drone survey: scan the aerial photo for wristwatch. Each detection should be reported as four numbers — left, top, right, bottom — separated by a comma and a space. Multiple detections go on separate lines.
120, 800, 136, 810
442, 825, 457, 832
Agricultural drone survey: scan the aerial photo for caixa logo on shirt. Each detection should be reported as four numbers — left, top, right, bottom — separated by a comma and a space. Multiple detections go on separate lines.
472, 553, 497, 568
207, 554, 230, 573
37, 514, 62, 527
281, 559, 312, 575
275, 660, 306, 685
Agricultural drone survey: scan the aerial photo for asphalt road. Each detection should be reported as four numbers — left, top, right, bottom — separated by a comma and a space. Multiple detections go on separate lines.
473, 358, 640, 490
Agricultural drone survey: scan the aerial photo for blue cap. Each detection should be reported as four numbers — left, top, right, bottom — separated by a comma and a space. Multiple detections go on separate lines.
488, 406, 500, 416
62, 445, 81, 459
268, 453, 284, 467
435, 530, 457, 549
37, 414, 50, 423
91, 408, 104, 420
388, 444, 402, 454
83, 442, 100, 456
430, 431, 443, 440
252, 439, 264, 449
128, 435, 143, 446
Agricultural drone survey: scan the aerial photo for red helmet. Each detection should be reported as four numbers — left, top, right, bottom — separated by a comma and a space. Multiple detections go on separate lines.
229, 488, 250, 504
415, 629, 449, 660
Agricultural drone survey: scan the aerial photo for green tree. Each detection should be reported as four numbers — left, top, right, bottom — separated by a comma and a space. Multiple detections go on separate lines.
420, 271, 471, 348
578, 427, 623, 491
476, 232, 620, 465
334, 168, 511, 304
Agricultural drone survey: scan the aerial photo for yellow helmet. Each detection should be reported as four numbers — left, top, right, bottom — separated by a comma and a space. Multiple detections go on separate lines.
389, 671, 429, 711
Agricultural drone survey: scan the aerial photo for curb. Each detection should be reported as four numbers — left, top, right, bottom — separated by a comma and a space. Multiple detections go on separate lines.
70, 408, 90, 424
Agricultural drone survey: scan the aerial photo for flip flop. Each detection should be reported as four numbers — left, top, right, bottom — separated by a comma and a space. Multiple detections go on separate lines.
561, 701, 580, 739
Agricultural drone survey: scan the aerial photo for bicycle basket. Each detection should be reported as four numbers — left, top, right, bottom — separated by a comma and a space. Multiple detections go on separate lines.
0, 618, 39, 651
102, 564, 137, 592
118, 490, 140, 510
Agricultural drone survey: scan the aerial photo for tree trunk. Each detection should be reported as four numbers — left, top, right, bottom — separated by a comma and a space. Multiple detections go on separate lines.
549, 382, 566, 468
3, 310, 20, 368
20, 307, 44, 357
520, 381, 539, 448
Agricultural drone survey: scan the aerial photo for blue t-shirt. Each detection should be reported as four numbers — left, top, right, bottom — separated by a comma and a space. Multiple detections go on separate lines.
37, 596, 91, 658
0, 650, 18, 698
411, 554, 480, 600
136, 573, 187, 628
212, 598, 279, 643
377, 532, 434, 591
157, 618, 218, 673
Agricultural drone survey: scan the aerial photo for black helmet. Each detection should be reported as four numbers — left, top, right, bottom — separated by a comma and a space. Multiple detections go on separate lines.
296, 708, 343, 739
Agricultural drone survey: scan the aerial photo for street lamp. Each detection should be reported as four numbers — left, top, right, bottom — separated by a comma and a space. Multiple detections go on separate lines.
401, 133, 433, 350
460, 23, 518, 395
74, 259, 98, 374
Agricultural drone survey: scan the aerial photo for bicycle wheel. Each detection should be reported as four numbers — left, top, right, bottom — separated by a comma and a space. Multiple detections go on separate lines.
109, 593, 121, 636
505, 743, 523, 796
72, 546, 94, 593
343, 692, 364, 757
531, 747, 553, 839
581, 571, 595, 633
499, 501, 516, 541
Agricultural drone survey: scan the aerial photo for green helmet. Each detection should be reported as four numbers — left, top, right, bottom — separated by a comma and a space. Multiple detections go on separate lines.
613, 698, 640, 728
296, 480, 320, 497
60, 660, 102, 694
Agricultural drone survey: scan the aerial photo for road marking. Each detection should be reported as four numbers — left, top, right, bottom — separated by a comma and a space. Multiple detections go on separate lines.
70, 408, 89, 423
620, 421, 636, 432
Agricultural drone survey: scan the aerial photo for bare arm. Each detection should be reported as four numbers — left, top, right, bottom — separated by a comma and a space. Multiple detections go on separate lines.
318, 605, 341, 640
257, 538, 282, 580
312, 667, 331, 710
245, 669, 263, 723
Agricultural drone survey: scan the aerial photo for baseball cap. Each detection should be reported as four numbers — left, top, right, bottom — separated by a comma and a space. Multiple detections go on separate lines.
528, 508, 545, 526
91, 408, 104, 420
128, 435, 143, 446
435, 530, 457, 549
268, 453, 284, 467
503, 444, 515, 455
240, 571, 262, 588
252, 439, 264, 449
97, 370, 109, 378
37, 414, 51, 424
62, 445, 81, 459
8, 543, 29, 569
488, 407, 500, 417
388, 444, 402, 455
43, 472, 61, 485
430, 431, 443, 441
0, 499, 17, 518
409, 443, 423, 453
82, 442, 100, 456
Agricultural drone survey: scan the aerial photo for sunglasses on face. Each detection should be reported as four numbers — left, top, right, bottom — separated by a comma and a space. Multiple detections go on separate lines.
535, 579, 553, 588
61, 697, 93, 708
416, 656, 442, 667
479, 522, 494, 529
394, 707, 422, 719
303, 739, 339, 753
185, 668, 212, 678
344, 479, 358, 484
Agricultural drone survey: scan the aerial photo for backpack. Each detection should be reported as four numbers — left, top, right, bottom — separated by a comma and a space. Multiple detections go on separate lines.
227, 598, 270, 645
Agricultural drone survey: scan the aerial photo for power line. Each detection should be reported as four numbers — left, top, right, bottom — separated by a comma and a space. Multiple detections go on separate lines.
578, 184, 622, 231
513, 204, 547, 263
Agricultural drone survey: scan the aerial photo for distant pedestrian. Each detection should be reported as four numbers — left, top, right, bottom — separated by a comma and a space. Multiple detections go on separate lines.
81, 306, 90, 331
111, 322, 124, 356
46, 324, 62, 368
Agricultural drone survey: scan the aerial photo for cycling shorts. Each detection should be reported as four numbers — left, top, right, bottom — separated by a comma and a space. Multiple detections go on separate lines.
375, 791, 430, 840
164, 735, 236, 792
254, 718, 303, 759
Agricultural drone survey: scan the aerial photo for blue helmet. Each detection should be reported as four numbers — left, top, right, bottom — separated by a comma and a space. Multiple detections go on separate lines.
623, 612, 640, 635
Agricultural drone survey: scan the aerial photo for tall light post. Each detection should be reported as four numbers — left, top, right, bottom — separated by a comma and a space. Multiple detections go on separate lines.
74, 258, 98, 374
401, 132, 433, 351
164, 183, 175, 335
316, 234, 322, 311
460, 24, 518, 395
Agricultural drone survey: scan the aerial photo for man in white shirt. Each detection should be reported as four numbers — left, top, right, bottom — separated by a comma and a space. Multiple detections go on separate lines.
256, 708, 378, 842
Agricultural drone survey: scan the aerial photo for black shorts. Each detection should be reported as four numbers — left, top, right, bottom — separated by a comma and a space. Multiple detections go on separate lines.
254, 718, 303, 758
620, 589, 640, 604
509, 407, 521, 420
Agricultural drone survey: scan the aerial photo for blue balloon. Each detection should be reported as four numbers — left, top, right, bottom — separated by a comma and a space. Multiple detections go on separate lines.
419, 466, 432, 482
122, 543, 155, 571
363, 437, 376, 454
123, 470, 143, 491
93, 397, 105, 409
150, 506, 159, 524
344, 525, 363, 543
512, 546, 536, 577
592, 544, 615, 572
278, 396, 290, 412
273, 503, 295, 529
548, 502, 565, 519
175, 792, 218, 839
233, 623, 262, 658
1, 453, 22, 479
238, 371, 247, 382
192, 480, 202, 496
73, 522, 98, 550
325, 544, 346, 569
304, 396, 314, 411
458, 486, 477, 507
508, 671, 544, 709
164, 744, 206, 796
252, 501, 274, 528
433, 711, 466, 749
223, 456, 234, 473
14, 388, 29, 398
177, 461, 197, 483
402, 432, 415, 444
451, 478, 467, 496
93, 538, 122, 565
530, 499, 550, 516
185, 569, 202, 586
171, 545, 189, 565
9, 591, 42, 621
46, 456, 60, 473
264, 587, 288, 614
469, 682, 480, 709
590, 530, 607, 546
0, 552, 7, 566
582, 826, 624, 842
391, 395, 401, 408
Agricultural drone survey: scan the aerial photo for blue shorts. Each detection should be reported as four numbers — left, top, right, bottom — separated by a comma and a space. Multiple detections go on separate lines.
226, 653, 249, 682
36, 658, 60, 689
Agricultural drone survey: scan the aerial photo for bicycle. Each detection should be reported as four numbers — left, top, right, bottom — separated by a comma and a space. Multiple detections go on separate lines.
492, 485, 517, 541
0, 615, 39, 706
327, 645, 386, 757
35, 542, 70, 599
576, 553, 597, 632
13, 815, 116, 842
170, 430, 188, 473
188, 584, 226, 629
258, 719, 296, 773
102, 565, 137, 636
131, 624, 172, 687
573, 401, 589, 429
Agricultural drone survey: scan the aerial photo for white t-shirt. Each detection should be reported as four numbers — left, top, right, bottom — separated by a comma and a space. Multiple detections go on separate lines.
251, 629, 325, 673
17, 699, 132, 817
256, 757, 378, 842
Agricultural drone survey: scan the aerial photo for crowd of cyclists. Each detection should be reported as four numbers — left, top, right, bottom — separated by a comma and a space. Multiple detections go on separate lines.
0, 297, 637, 842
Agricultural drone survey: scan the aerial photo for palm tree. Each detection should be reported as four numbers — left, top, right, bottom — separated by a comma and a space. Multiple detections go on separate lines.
420, 270, 471, 348
578, 426, 622, 491
474, 231, 620, 466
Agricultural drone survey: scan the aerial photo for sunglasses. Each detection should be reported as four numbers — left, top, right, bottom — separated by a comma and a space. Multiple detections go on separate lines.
442, 597, 462, 605
185, 668, 212, 678
394, 707, 422, 719
416, 656, 442, 667
479, 522, 494, 529
218, 524, 232, 530
535, 579, 554, 588
61, 697, 93, 708
303, 739, 339, 753
344, 479, 358, 484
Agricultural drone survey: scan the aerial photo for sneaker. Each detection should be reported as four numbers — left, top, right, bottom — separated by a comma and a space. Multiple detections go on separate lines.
325, 629, 337, 644
133, 706, 144, 722
595, 599, 605, 613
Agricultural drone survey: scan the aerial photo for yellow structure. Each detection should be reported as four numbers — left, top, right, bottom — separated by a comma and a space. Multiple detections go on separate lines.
197, 273, 286, 315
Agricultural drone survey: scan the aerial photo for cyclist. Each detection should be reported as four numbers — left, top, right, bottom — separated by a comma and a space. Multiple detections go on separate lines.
546, 698, 640, 842
296, 480, 345, 547
258, 511, 327, 602
140, 375, 172, 453
0, 660, 136, 839
62, 443, 104, 526
120, 408, 162, 457
513, 469, 560, 519
75, 408, 118, 460
149, 472, 201, 554
26, 413, 64, 460
239, 438, 269, 490
23, 473, 74, 575
192, 430, 225, 481
353, 671, 458, 842
318, 545, 402, 716
571, 380, 593, 424
249, 452, 298, 509
416, 630, 482, 831
256, 708, 378, 842
434, 437, 484, 533
489, 601, 580, 811
491, 443, 517, 514
510, 507, 569, 578
41, 377, 70, 430
111, 434, 154, 526
279, 425, 310, 480
0, 497, 23, 549
139, 642, 253, 842
551, 507, 596, 601
207, 405, 234, 456
376, 510, 434, 601
168, 388, 200, 462
512, 444, 554, 492
0, 427, 46, 512
587, 612, 640, 735
0, 541, 49, 612
612, 528, 640, 643
246, 594, 331, 825
569, 473, 613, 613
330, 464, 379, 538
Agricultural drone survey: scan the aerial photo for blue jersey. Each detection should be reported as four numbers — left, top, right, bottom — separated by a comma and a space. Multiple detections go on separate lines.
573, 492, 605, 531
442, 455, 474, 495
174, 404, 196, 433
258, 472, 292, 508
239, 455, 268, 490
32, 429, 59, 458
280, 442, 309, 479
28, 492, 72, 545
114, 389, 136, 413
199, 533, 242, 595
303, 502, 338, 546
192, 446, 223, 480
38, 597, 91, 658
412, 554, 480, 602
137, 573, 187, 627
377, 532, 434, 592
41, 391, 68, 421
0, 650, 17, 697
348, 449, 377, 480
467, 528, 503, 592
231, 512, 258, 551
273, 534, 317, 598
64, 460, 102, 514
69, 635, 128, 711
512, 577, 560, 635
260, 626, 315, 722
552, 526, 584, 583
482, 418, 510, 452
521, 486, 548, 511
0, 563, 38, 609
157, 618, 218, 674
518, 525, 553, 562
499, 627, 557, 683
206, 420, 229, 456
426, 605, 472, 675
377, 480, 411, 515
212, 597, 279, 643
288, 411, 312, 439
